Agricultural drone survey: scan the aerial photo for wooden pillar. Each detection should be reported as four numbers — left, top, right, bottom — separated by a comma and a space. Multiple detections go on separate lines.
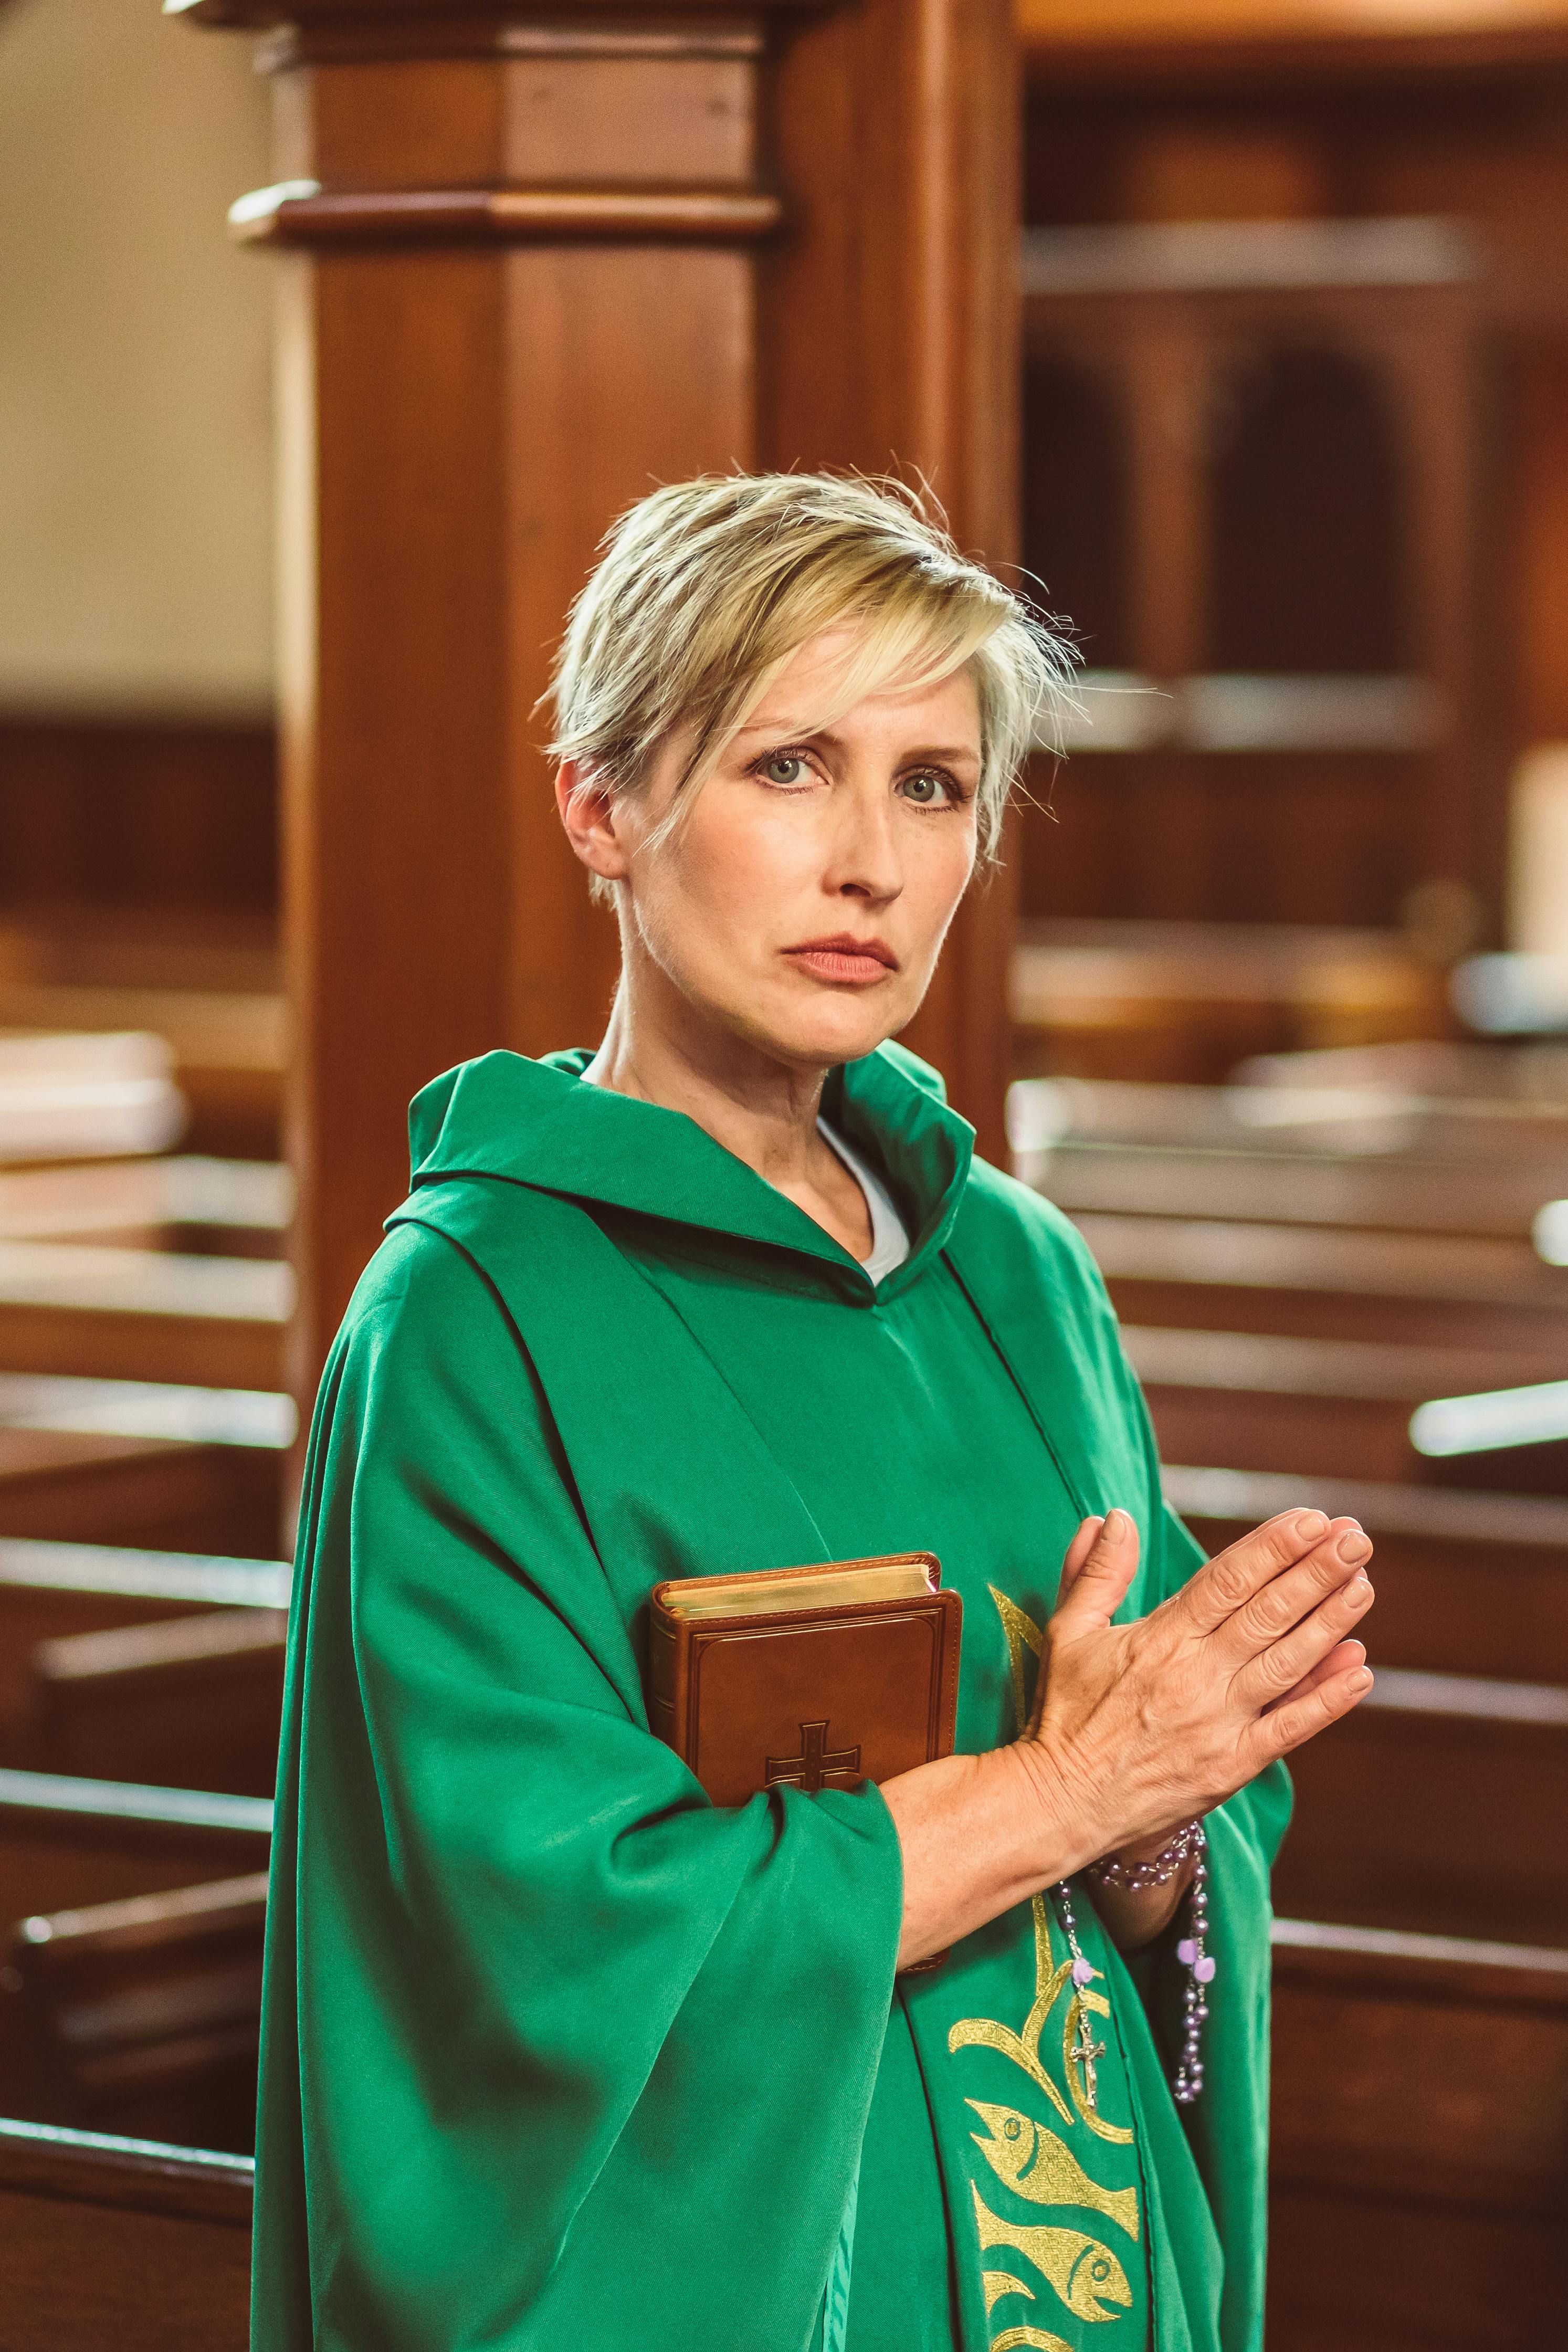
171, 0, 1019, 1416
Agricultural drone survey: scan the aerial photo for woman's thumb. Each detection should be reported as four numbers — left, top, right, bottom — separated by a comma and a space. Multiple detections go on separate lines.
1052, 1508, 1140, 1633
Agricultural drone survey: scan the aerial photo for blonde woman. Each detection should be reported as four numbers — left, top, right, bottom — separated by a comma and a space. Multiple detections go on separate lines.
254, 475, 1374, 2352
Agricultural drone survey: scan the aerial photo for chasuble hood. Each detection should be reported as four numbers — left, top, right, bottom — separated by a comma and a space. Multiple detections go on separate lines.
252, 1040, 1288, 2352
402, 1038, 974, 1297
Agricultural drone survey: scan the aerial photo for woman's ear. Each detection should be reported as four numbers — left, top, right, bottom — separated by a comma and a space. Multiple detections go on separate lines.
555, 761, 631, 884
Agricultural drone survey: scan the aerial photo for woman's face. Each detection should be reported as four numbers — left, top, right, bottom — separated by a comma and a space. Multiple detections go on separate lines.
564, 631, 983, 1072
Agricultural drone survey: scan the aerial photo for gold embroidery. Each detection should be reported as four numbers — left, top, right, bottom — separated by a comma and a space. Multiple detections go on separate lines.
966, 2099, 1139, 2241
947, 1588, 1142, 2331
990, 2333, 1074, 2352
991, 1587, 1044, 1727
982, 2270, 1035, 2315
948, 1890, 1075, 2124
972, 2185, 1133, 2323
949, 1590, 1134, 2147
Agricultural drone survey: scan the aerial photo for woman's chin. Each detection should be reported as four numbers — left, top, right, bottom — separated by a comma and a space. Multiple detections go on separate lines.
747, 996, 909, 1069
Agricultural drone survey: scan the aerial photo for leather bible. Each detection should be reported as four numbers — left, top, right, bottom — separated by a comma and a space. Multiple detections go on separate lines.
647, 1552, 962, 1808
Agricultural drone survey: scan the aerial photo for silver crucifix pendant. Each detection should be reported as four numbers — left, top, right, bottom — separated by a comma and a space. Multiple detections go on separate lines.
1071, 2003, 1107, 2112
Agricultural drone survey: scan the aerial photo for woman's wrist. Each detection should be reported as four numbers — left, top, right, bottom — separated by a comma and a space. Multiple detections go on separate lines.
880, 1740, 1106, 1969
1006, 1730, 1118, 1885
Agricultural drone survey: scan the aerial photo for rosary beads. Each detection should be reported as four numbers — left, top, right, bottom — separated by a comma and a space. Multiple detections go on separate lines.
1051, 1818, 1215, 2109
1170, 1830, 1214, 2105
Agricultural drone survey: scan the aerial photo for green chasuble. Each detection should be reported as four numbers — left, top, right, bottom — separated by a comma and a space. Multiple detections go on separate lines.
252, 1042, 1289, 2352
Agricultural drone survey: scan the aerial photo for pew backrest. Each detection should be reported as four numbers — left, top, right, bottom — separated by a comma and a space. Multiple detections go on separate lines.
29, 1610, 288, 1796
0, 2114, 252, 2351
4, 1872, 268, 2149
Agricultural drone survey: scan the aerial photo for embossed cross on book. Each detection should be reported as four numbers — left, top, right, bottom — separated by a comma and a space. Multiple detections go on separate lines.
765, 1719, 862, 1792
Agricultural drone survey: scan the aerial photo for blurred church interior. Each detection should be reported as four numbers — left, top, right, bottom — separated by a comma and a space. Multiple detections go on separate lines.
1, 1, 1566, 2345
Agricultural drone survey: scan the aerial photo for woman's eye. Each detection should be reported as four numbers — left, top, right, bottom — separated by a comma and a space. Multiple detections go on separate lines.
900, 769, 953, 806
760, 754, 809, 786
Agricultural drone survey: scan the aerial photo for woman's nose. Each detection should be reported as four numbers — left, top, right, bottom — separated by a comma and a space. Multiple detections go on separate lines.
827, 788, 903, 899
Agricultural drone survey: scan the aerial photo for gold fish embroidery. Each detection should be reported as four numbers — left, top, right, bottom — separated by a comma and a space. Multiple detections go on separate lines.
948, 1893, 1075, 2125
991, 2333, 1074, 2352
966, 2099, 1140, 2241
982, 2270, 1035, 2315
972, 2185, 1133, 2324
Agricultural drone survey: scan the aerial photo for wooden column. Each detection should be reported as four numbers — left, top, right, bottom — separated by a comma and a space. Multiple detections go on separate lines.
172, 0, 1019, 1420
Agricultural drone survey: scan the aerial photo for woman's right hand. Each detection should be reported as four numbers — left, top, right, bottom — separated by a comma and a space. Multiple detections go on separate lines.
1020, 1506, 1375, 1876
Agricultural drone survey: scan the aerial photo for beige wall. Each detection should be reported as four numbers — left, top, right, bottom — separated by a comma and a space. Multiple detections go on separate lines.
0, 0, 273, 714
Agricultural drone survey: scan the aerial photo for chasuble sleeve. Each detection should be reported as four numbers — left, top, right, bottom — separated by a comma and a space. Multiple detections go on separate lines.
251, 1223, 904, 2352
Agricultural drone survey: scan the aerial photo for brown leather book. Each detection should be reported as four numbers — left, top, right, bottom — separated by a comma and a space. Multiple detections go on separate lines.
647, 1552, 962, 1808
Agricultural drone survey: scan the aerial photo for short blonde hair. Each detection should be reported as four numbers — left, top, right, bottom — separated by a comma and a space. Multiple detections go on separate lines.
546, 472, 1072, 896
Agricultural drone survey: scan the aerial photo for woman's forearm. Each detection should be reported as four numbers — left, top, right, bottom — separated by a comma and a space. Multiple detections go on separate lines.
880, 1743, 1097, 1969
881, 1747, 1195, 1968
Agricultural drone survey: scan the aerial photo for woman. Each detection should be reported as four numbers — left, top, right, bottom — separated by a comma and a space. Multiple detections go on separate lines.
253, 474, 1375, 2352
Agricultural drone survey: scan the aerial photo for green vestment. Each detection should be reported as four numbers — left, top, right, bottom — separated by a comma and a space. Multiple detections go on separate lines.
252, 1043, 1289, 2352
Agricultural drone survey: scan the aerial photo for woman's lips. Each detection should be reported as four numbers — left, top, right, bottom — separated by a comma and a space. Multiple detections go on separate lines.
783, 940, 898, 985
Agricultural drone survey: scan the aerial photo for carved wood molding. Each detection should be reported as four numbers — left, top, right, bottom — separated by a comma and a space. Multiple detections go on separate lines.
167, 0, 824, 32
231, 180, 783, 246
255, 18, 772, 64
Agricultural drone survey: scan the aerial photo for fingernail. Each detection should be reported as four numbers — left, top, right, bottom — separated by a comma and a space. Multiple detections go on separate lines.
1349, 1668, 1374, 1693
1103, 1508, 1130, 1540
1296, 1513, 1329, 1542
1337, 1531, 1372, 1564
1346, 1574, 1373, 1607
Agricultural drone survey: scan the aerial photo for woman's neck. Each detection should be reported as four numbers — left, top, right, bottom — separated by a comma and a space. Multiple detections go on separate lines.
582, 968, 875, 1261
584, 984, 829, 1191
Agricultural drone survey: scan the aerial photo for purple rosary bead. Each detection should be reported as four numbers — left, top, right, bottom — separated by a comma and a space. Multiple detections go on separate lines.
1071, 1957, 1095, 1986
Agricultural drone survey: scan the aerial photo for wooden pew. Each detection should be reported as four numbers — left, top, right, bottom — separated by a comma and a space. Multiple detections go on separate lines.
1164, 1465, 1568, 1685
1015, 1120, 1558, 1240
1273, 1668, 1568, 1947
0, 988, 282, 1161
0, 1769, 270, 1945
0, 1425, 281, 1558
0, 1033, 186, 1167
0, 1154, 287, 1258
0, 1154, 290, 1391
29, 1614, 288, 1797
1011, 923, 1450, 1088
1082, 1210, 1568, 1354
0, 1539, 289, 1756
4, 1874, 267, 2153
1127, 1323, 1568, 1493
1269, 1919, 1568, 2351
0, 1772, 270, 2134
0, 2116, 251, 2351
0, 1240, 288, 1388
1013, 1071, 1568, 1167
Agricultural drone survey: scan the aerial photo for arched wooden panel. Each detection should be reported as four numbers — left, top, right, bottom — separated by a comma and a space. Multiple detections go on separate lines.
1207, 344, 1407, 676
1022, 354, 1133, 667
